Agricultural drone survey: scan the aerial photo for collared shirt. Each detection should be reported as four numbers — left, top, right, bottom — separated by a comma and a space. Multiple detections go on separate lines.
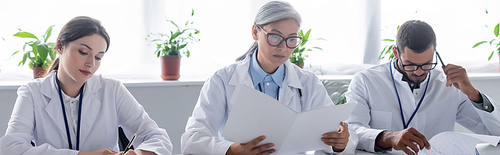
61, 91, 80, 134
248, 50, 285, 100
394, 59, 420, 91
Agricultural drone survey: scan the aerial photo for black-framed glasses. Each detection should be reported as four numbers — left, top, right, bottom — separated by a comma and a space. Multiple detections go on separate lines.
396, 47, 441, 71
399, 60, 437, 71
258, 26, 302, 49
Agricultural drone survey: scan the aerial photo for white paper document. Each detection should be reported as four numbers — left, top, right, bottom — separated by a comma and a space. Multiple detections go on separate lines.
222, 84, 356, 154
420, 131, 500, 155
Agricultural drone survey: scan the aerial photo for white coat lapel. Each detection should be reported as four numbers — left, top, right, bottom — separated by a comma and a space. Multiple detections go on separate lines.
42, 73, 70, 139
228, 55, 253, 87
79, 75, 102, 145
281, 61, 303, 110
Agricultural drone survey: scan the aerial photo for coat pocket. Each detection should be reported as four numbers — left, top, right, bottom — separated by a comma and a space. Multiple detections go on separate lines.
370, 110, 392, 130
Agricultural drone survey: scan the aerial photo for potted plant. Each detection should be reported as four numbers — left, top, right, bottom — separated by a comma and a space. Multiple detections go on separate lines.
147, 9, 200, 80
322, 80, 349, 105
11, 25, 57, 78
378, 25, 399, 61
472, 22, 500, 72
289, 29, 325, 68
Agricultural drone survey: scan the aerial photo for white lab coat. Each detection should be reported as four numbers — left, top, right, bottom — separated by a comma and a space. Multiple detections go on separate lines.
0, 72, 173, 155
346, 61, 500, 152
181, 54, 358, 155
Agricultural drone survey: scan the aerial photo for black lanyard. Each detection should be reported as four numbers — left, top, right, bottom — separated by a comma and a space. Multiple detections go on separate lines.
390, 59, 430, 129
257, 83, 304, 104
55, 72, 84, 150
258, 83, 279, 100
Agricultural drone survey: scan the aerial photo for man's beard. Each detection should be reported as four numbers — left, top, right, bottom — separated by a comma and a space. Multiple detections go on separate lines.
407, 72, 428, 83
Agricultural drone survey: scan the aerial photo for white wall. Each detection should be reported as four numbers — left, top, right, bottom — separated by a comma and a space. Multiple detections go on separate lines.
125, 82, 203, 154
0, 74, 499, 154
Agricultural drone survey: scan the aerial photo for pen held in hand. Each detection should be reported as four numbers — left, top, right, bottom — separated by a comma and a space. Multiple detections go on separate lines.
436, 51, 446, 68
436, 51, 460, 89
124, 134, 137, 153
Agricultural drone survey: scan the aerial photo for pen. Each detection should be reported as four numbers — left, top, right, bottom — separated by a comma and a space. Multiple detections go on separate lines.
436, 51, 445, 68
124, 134, 137, 153
436, 51, 460, 88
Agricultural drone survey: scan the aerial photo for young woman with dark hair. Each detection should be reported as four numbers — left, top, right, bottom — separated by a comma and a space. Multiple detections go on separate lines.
0, 16, 173, 155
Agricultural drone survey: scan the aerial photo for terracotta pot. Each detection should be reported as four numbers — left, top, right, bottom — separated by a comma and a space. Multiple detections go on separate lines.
32, 66, 46, 79
161, 55, 181, 80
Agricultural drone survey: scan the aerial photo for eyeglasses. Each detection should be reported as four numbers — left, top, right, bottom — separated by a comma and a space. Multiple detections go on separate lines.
396, 48, 439, 71
258, 26, 302, 49
399, 60, 437, 71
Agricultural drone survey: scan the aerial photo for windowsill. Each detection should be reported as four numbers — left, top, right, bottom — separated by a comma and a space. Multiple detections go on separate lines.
0, 79, 206, 90
1, 73, 498, 90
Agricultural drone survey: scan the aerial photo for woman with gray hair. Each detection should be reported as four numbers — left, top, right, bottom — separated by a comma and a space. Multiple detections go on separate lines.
181, 1, 357, 154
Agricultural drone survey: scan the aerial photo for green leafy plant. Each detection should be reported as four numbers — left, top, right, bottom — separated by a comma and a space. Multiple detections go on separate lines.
378, 25, 399, 61
472, 22, 500, 61
147, 9, 200, 58
322, 80, 349, 105
332, 90, 347, 105
289, 29, 325, 68
11, 25, 57, 69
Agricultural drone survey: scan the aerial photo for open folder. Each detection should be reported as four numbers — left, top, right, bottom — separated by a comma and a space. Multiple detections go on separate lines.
222, 84, 356, 154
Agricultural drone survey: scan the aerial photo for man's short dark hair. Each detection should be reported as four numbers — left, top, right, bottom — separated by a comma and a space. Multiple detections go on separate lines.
396, 20, 436, 54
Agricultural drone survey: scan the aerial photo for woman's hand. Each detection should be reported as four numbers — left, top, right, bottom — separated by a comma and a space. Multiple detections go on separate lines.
226, 135, 275, 155
77, 148, 118, 155
321, 122, 350, 152
116, 149, 156, 155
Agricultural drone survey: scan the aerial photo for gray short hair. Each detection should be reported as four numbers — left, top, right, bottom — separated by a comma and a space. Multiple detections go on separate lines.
236, 1, 302, 61
254, 1, 302, 27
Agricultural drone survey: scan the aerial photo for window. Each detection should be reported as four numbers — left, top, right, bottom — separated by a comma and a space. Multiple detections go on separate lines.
381, 0, 500, 72
0, 0, 149, 81
1, 0, 498, 83
162, 0, 365, 78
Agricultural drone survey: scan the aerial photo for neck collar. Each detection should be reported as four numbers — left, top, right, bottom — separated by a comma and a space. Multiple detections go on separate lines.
394, 59, 420, 91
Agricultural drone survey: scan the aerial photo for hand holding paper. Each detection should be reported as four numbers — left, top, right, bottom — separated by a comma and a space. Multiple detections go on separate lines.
321, 122, 350, 152
222, 84, 356, 154
226, 135, 276, 155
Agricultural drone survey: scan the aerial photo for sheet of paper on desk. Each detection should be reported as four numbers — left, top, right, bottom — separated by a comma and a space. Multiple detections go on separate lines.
222, 84, 356, 155
420, 131, 500, 155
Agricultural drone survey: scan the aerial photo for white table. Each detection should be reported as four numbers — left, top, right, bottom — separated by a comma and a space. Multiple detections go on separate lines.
311, 143, 499, 154
174, 143, 499, 154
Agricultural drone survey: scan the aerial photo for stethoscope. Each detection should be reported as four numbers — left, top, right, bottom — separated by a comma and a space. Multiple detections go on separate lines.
55, 71, 84, 150
257, 82, 303, 105
390, 59, 430, 129
251, 50, 302, 105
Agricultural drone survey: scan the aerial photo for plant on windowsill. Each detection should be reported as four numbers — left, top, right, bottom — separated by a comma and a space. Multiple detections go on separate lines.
147, 9, 200, 80
289, 29, 325, 68
378, 25, 399, 61
322, 80, 348, 105
472, 22, 500, 72
10, 25, 57, 79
